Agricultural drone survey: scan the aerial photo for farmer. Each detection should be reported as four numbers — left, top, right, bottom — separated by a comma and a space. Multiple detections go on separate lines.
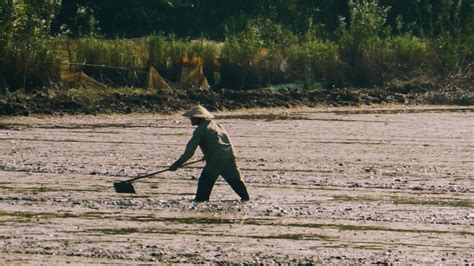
169, 105, 250, 202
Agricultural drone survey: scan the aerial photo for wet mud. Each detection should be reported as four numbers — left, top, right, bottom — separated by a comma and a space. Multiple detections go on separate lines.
0, 105, 473, 264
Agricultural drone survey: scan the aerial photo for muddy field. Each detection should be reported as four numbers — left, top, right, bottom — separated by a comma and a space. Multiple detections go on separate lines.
0, 105, 473, 264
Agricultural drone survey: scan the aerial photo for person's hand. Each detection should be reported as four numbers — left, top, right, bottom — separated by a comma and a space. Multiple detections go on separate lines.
169, 161, 180, 171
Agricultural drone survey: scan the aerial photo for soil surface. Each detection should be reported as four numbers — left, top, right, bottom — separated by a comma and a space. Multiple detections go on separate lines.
0, 105, 473, 264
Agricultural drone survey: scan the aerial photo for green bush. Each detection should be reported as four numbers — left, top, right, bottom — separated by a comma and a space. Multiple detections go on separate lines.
383, 34, 430, 77
221, 18, 298, 89
255, 18, 299, 86
337, 0, 391, 87
432, 33, 473, 74
221, 23, 264, 89
288, 21, 343, 88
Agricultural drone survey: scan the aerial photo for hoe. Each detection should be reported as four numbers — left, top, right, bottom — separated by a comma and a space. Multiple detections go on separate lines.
113, 159, 204, 193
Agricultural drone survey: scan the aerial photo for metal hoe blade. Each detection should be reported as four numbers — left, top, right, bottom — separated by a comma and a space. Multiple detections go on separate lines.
114, 181, 136, 194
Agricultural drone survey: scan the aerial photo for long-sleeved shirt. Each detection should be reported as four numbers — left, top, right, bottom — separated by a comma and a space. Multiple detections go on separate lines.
177, 119, 236, 165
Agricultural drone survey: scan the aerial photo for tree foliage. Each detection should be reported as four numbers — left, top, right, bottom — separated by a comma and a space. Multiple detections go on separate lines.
0, 0, 473, 91
0, 0, 60, 91
50, 0, 473, 41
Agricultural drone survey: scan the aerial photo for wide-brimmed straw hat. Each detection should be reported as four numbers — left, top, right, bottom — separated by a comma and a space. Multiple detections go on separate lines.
182, 105, 214, 119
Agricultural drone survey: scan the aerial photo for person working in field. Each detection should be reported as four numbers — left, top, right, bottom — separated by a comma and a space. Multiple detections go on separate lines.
169, 105, 250, 202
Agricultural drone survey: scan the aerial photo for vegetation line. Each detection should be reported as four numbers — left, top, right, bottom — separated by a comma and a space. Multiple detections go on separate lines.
0, 1, 472, 115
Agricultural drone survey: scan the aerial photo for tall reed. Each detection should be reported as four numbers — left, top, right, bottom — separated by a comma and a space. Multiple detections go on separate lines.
75, 38, 143, 86
147, 34, 187, 82
186, 40, 220, 85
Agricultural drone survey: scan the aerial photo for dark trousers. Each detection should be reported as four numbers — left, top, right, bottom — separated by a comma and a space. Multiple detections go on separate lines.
195, 158, 250, 202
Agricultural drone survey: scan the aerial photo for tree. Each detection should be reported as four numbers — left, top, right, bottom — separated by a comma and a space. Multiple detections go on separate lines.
337, 0, 391, 86
0, 0, 60, 91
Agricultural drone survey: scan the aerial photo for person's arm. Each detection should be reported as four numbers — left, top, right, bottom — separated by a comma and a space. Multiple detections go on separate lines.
169, 127, 202, 170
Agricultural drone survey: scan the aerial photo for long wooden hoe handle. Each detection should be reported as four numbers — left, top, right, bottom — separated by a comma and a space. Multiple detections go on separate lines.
123, 159, 204, 183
